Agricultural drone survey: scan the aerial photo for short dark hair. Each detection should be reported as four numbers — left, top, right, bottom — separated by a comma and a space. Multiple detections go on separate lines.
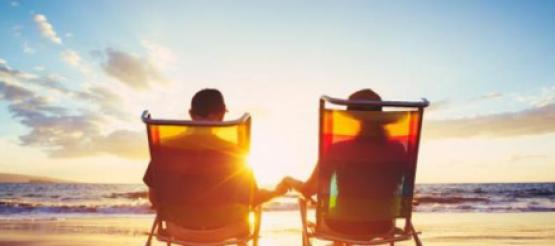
347, 89, 382, 111
190, 89, 227, 117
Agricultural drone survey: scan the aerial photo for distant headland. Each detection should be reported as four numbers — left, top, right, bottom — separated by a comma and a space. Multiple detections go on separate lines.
0, 173, 73, 183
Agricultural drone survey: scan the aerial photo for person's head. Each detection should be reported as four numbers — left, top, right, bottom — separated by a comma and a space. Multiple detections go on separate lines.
347, 89, 382, 111
347, 89, 388, 138
189, 88, 227, 121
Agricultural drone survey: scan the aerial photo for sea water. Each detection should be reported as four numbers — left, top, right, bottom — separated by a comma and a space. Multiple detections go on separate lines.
0, 183, 554, 219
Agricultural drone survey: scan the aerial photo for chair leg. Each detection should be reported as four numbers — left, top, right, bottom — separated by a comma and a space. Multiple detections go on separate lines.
298, 198, 311, 246
145, 214, 159, 246
252, 237, 259, 246
409, 222, 422, 246
252, 206, 262, 246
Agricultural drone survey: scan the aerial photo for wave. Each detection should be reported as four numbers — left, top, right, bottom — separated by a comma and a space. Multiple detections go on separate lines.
414, 196, 489, 205
0, 201, 153, 215
1, 183, 554, 216
104, 191, 148, 199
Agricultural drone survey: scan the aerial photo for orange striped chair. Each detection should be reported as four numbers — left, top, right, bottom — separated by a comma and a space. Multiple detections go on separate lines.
142, 111, 261, 246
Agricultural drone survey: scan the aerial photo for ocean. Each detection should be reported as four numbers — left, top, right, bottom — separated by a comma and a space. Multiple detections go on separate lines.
0, 183, 554, 219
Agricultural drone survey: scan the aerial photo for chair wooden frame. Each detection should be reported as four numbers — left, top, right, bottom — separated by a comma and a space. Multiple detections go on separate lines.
145, 206, 262, 246
142, 111, 261, 246
299, 96, 429, 246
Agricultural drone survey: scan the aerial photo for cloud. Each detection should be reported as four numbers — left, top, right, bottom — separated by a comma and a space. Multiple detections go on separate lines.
517, 86, 555, 108
94, 130, 147, 158
61, 50, 91, 73
425, 102, 555, 139
0, 60, 143, 159
100, 48, 165, 89
427, 99, 450, 112
23, 42, 36, 54
141, 40, 176, 69
471, 92, 503, 102
0, 80, 146, 159
76, 86, 128, 119
0, 60, 38, 81
1, 61, 70, 94
12, 25, 22, 37
33, 14, 62, 44
32, 74, 70, 93
0, 81, 34, 101
61, 50, 81, 67
509, 154, 549, 162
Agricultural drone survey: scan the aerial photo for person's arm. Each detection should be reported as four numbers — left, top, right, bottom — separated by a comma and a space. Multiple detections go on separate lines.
252, 179, 289, 205
253, 189, 278, 205
283, 164, 319, 198
301, 165, 318, 197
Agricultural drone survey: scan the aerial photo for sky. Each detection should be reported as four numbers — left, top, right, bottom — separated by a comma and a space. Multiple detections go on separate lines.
0, 0, 554, 184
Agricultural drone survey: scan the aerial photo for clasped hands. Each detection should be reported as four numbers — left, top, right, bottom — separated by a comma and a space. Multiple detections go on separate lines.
270, 176, 305, 196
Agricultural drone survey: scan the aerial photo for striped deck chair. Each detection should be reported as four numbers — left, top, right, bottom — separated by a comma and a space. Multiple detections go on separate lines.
142, 111, 261, 246
299, 96, 428, 246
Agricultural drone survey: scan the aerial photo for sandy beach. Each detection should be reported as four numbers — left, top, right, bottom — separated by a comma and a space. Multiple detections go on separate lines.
1, 212, 554, 245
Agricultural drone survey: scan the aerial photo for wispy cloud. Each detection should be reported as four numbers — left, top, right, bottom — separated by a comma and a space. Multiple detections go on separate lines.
33, 14, 62, 44
509, 154, 549, 162
516, 86, 555, 108
0, 60, 38, 81
141, 40, 176, 69
11, 25, 23, 37
0, 80, 146, 159
0, 81, 34, 101
23, 42, 36, 54
76, 86, 129, 119
100, 48, 166, 89
61, 50, 81, 67
32, 74, 70, 93
471, 92, 503, 102
427, 99, 450, 112
0, 59, 145, 159
425, 102, 555, 139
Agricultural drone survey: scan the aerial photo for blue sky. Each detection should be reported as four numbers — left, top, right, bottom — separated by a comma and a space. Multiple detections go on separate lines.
0, 0, 554, 183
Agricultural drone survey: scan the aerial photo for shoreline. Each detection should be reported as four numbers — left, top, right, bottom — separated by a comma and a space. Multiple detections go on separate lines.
1, 212, 554, 245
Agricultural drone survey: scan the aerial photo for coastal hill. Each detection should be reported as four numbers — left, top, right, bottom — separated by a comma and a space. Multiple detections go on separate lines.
0, 172, 73, 183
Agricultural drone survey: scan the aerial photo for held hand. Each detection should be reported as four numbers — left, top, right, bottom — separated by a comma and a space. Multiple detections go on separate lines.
274, 179, 290, 195
283, 176, 304, 192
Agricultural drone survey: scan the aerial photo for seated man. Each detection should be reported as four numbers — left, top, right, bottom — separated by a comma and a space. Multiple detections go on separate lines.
143, 89, 286, 239
284, 89, 407, 237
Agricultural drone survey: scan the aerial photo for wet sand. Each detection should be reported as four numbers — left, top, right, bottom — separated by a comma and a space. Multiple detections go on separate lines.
0, 212, 554, 245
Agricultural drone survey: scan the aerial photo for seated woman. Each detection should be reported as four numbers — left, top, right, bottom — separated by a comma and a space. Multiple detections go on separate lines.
284, 89, 407, 237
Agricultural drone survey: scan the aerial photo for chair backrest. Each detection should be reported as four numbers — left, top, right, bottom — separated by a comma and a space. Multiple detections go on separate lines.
316, 96, 428, 229
142, 111, 252, 229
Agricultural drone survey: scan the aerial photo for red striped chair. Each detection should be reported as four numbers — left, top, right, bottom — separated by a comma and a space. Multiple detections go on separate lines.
299, 96, 428, 246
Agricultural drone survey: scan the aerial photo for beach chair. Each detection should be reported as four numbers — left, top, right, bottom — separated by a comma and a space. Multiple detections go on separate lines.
142, 111, 261, 246
299, 96, 429, 246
